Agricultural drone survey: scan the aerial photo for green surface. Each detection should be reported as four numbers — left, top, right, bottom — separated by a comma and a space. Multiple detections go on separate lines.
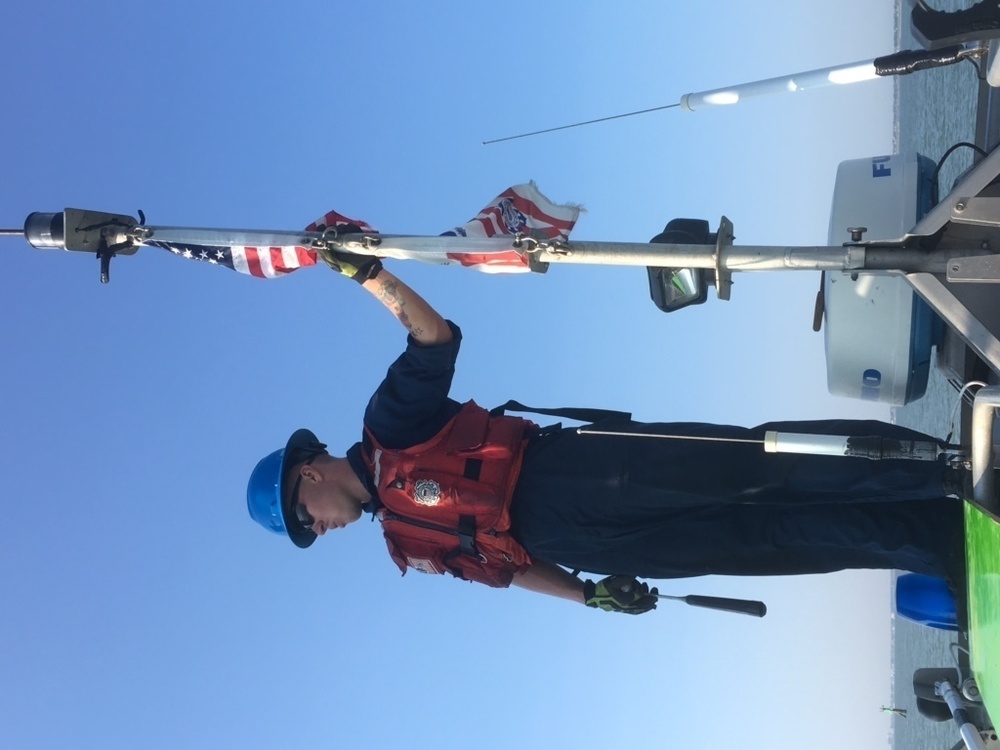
966, 503, 1000, 721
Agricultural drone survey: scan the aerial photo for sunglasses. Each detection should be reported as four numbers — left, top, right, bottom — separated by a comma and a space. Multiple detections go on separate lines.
288, 453, 320, 531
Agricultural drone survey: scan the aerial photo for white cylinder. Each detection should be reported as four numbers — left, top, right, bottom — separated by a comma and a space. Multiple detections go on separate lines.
763, 431, 850, 456
679, 60, 877, 112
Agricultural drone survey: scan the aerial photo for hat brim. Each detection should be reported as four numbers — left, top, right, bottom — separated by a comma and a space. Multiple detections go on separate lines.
279, 428, 323, 549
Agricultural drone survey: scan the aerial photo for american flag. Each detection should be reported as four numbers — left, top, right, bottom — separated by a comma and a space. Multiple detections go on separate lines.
145, 183, 580, 278
145, 240, 319, 279
439, 182, 580, 273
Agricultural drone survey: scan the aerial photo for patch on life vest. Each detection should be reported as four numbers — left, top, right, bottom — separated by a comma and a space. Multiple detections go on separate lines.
406, 556, 444, 574
413, 479, 442, 506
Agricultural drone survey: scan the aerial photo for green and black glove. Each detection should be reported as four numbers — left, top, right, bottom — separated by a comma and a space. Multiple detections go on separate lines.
316, 223, 383, 283
584, 575, 658, 615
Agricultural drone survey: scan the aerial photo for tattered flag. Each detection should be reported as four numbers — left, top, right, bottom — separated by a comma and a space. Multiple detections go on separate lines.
147, 183, 580, 278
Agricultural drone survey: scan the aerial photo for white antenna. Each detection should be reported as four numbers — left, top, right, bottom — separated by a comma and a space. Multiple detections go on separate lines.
484, 45, 983, 144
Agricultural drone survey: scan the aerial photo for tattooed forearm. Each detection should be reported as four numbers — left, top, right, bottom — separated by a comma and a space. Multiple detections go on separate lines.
375, 278, 425, 338
360, 268, 453, 345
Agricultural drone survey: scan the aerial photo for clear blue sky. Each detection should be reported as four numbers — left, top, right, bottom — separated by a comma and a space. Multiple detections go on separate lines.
2, 2, 902, 748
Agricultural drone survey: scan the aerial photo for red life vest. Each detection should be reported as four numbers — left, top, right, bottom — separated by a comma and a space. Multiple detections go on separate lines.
361, 400, 537, 588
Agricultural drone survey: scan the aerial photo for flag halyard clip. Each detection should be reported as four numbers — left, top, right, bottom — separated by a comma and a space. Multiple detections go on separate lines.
312, 226, 382, 254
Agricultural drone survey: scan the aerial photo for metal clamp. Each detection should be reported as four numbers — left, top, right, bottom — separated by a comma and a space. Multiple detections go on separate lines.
512, 232, 539, 252
714, 216, 735, 301
312, 226, 383, 253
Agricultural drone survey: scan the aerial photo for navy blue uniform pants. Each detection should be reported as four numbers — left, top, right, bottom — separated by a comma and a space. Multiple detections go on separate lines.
509, 419, 962, 580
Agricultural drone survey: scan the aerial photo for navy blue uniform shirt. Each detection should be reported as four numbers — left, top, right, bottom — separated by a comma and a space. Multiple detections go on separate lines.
346, 321, 463, 501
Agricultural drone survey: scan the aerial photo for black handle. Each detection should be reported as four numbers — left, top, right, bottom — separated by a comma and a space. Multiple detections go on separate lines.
677, 594, 767, 618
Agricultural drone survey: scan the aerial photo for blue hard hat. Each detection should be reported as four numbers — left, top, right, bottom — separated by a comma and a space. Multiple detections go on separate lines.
247, 428, 324, 549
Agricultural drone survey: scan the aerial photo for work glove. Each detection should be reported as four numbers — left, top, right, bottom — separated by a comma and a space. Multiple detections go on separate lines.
584, 575, 658, 615
315, 223, 383, 283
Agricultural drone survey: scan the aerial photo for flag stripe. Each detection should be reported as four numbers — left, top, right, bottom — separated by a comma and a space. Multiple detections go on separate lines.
445, 249, 531, 270
244, 248, 265, 278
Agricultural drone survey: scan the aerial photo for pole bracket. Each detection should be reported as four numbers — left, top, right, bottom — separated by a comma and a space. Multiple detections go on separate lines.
714, 216, 735, 300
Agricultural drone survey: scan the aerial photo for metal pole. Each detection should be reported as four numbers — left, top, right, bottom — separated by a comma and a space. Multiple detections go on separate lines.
577, 427, 762, 446
368, 235, 983, 274
579, 427, 950, 461
368, 234, 984, 274
12, 214, 998, 276
137, 225, 318, 249
935, 679, 988, 750
529, 240, 868, 271
141, 226, 874, 271
970, 386, 1000, 505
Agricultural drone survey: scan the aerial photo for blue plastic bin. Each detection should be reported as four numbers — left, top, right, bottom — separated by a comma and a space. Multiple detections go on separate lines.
895, 573, 958, 631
